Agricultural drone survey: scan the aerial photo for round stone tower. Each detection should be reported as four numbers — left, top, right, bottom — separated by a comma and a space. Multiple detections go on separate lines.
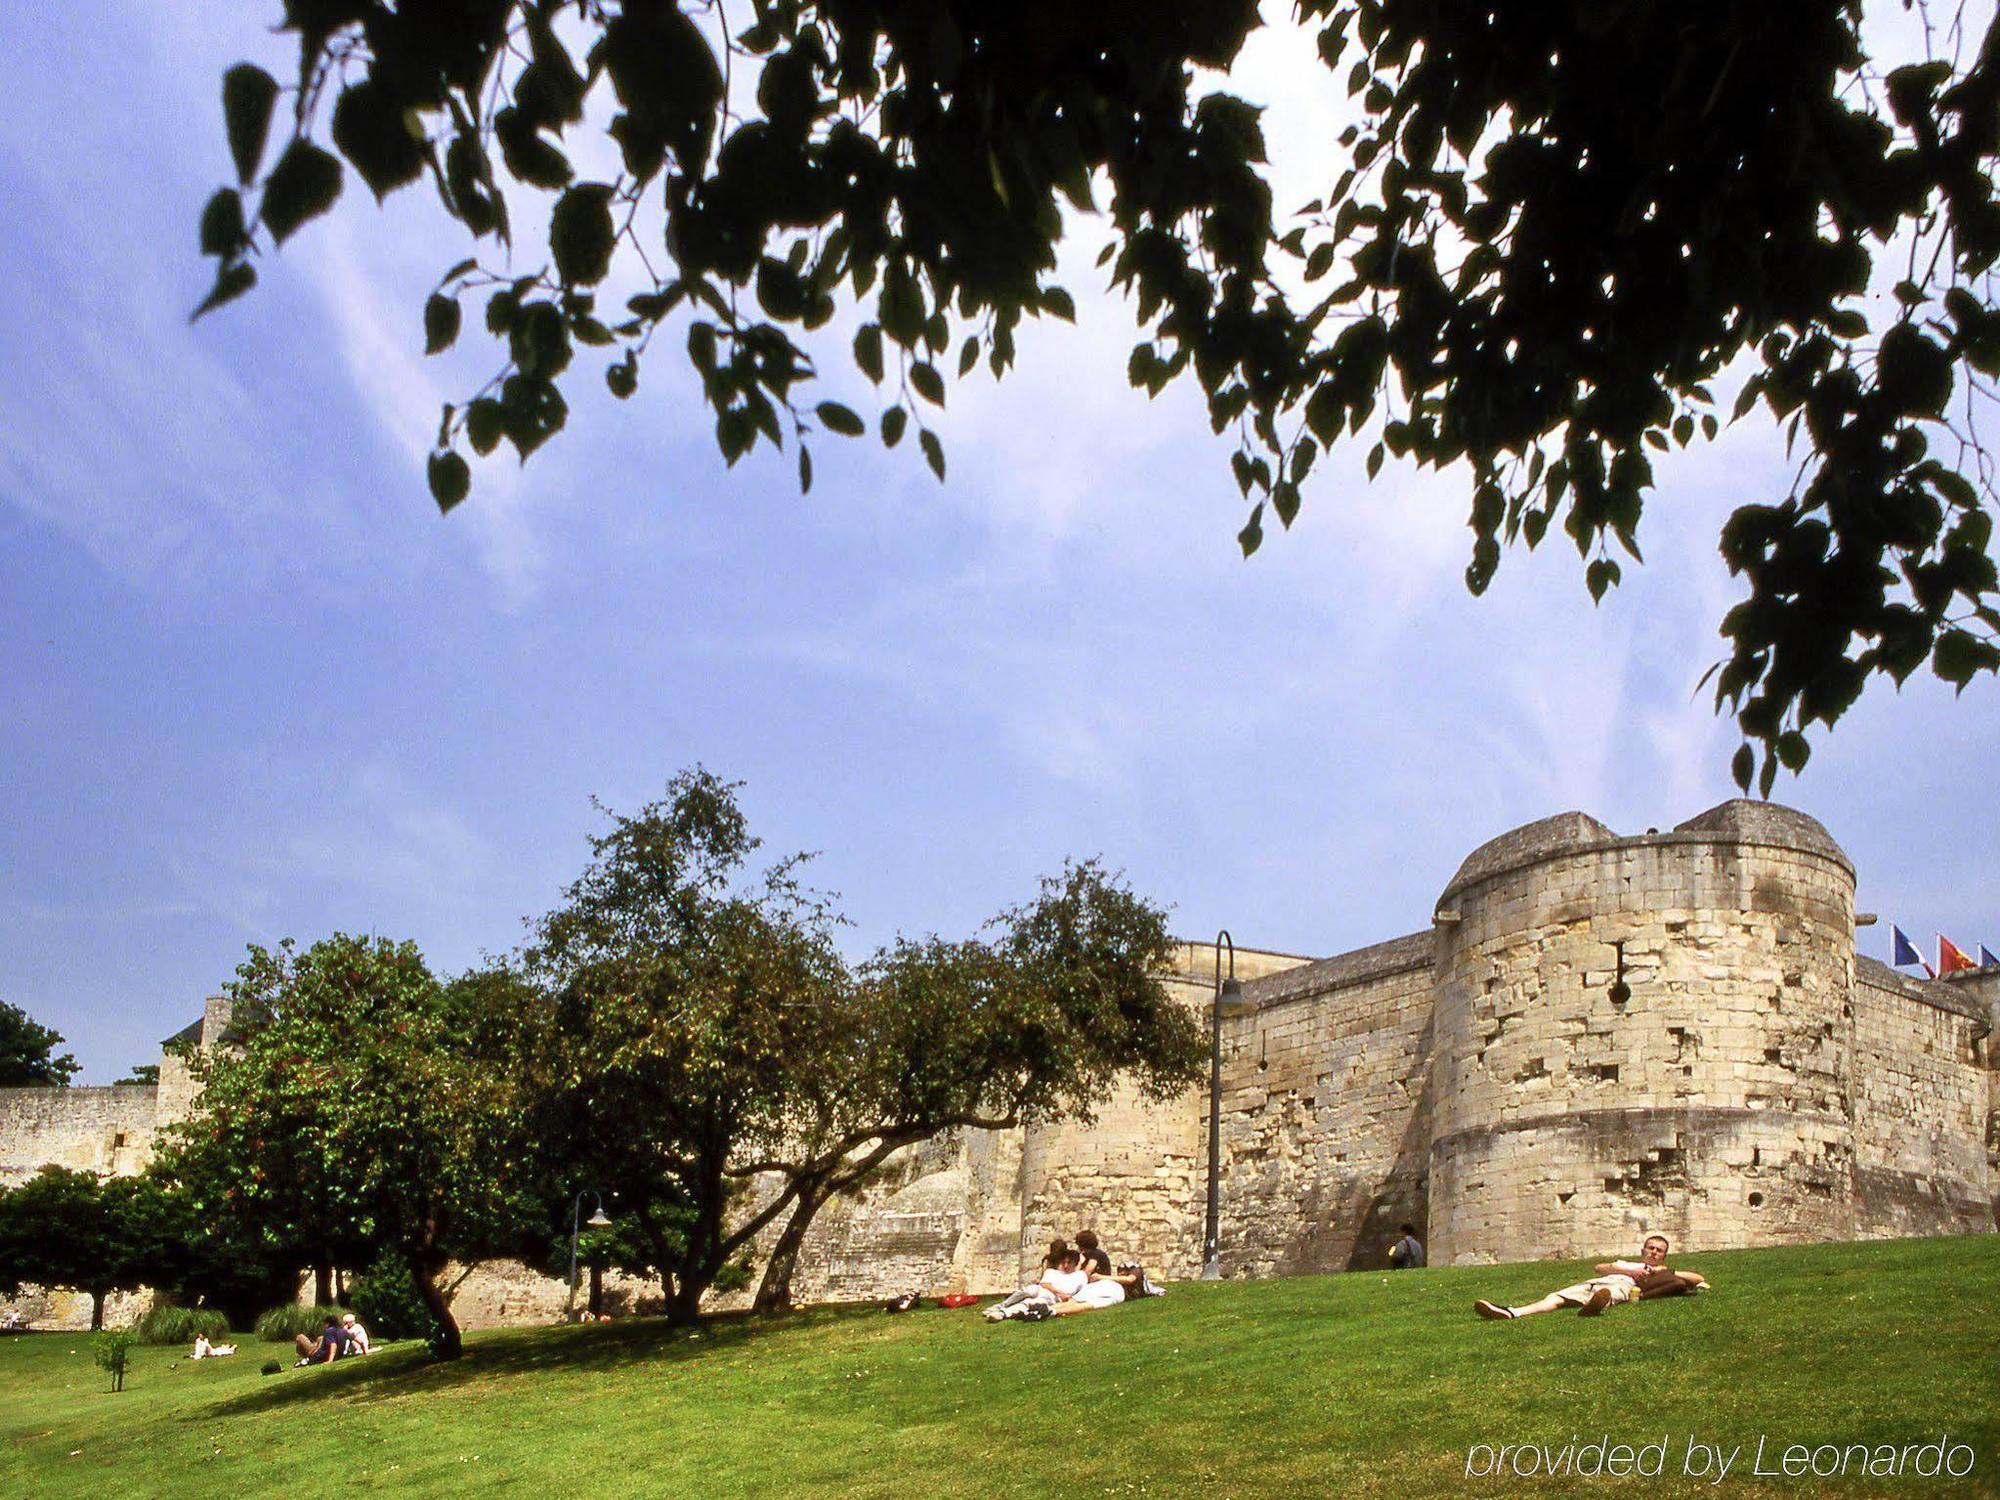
1426, 801, 1859, 1263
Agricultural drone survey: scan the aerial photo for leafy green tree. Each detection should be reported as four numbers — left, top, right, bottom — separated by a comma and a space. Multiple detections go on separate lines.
521, 770, 1204, 1319
0, 1168, 149, 1329
153, 935, 537, 1358
739, 862, 1204, 1311
115, 1065, 161, 1087
0, 1001, 79, 1087
518, 770, 850, 1323
198, 2, 1999, 786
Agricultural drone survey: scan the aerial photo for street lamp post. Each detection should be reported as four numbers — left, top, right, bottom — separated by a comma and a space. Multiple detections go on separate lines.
565, 1190, 613, 1322
1202, 931, 1240, 1279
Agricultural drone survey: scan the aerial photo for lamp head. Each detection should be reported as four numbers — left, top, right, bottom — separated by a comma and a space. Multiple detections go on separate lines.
585, 1208, 613, 1228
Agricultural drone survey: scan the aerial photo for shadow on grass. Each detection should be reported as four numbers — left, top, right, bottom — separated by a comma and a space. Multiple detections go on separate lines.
208, 1303, 883, 1416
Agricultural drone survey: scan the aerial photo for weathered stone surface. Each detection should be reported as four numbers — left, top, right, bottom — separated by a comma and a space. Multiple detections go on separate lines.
2, 806, 1992, 1329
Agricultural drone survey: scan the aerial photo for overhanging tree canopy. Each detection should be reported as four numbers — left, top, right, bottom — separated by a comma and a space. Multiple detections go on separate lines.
197, 1, 2000, 788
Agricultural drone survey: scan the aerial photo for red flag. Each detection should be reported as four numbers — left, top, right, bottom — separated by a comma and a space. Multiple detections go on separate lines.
1938, 935, 1977, 975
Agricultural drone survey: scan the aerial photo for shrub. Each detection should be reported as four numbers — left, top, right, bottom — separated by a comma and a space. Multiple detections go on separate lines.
260, 1359, 281, 1376
348, 1252, 435, 1345
134, 1305, 232, 1346
93, 1329, 133, 1392
254, 1303, 350, 1343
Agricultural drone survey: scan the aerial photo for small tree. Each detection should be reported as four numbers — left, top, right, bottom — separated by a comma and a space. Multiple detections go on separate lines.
0, 1001, 78, 1087
92, 1329, 133, 1393
155, 935, 537, 1359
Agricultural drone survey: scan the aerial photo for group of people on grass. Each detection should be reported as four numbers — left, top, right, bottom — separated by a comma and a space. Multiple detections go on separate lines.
984, 1230, 1157, 1322
291, 1311, 372, 1364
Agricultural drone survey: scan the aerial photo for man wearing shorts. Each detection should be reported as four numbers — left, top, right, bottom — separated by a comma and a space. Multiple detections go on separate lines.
1474, 1234, 1707, 1320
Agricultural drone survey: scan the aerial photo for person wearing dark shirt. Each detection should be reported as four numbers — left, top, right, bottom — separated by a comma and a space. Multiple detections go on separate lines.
293, 1318, 351, 1365
1389, 1224, 1425, 1269
1073, 1229, 1113, 1277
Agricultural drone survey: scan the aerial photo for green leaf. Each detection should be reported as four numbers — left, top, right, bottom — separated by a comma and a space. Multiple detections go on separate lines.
199, 188, 246, 258
816, 401, 864, 436
221, 63, 278, 185
423, 294, 461, 355
465, 399, 505, 454
606, 354, 638, 399
260, 140, 343, 245
190, 261, 256, 321
1040, 286, 1076, 322
1730, 743, 1754, 790
797, 446, 813, 494
551, 183, 618, 286
498, 374, 568, 460
1933, 629, 2000, 688
909, 362, 945, 406
331, 79, 426, 200
599, 3, 724, 179
919, 428, 946, 480
428, 451, 471, 514
1238, 503, 1265, 556
495, 107, 574, 190
854, 324, 884, 384
881, 406, 907, 448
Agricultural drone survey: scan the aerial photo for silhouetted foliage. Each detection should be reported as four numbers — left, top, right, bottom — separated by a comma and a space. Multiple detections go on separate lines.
198, 2, 2000, 786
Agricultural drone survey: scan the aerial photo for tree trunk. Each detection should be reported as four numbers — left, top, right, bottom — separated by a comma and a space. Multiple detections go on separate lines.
314, 1261, 333, 1306
90, 1291, 106, 1331
406, 1253, 462, 1359
753, 1183, 828, 1313
588, 1263, 603, 1318
665, 1272, 707, 1326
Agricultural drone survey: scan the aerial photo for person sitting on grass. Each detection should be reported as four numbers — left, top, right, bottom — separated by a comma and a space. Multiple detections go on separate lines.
985, 1240, 1088, 1320
341, 1312, 371, 1354
1389, 1223, 1425, 1269
1474, 1234, 1707, 1320
293, 1316, 352, 1364
1050, 1261, 1147, 1316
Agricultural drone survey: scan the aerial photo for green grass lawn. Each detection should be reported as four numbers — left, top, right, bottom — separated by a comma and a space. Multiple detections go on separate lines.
2, 1234, 1995, 1497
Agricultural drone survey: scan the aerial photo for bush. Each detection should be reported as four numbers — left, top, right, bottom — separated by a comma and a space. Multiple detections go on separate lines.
254, 1303, 350, 1343
133, 1305, 232, 1346
347, 1252, 435, 1345
260, 1359, 281, 1376
93, 1329, 133, 1392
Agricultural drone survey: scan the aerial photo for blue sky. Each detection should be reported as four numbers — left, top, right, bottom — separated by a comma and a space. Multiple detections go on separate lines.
2, 4, 1994, 1081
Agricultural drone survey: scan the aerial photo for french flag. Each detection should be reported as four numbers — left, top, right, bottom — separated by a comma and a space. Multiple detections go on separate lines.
1891, 925, 1930, 974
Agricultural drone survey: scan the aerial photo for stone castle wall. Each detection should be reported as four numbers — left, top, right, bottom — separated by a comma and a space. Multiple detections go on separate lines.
1214, 933, 1436, 1278
1426, 807, 1864, 1261
0, 1085, 158, 1189
2, 801, 1992, 1330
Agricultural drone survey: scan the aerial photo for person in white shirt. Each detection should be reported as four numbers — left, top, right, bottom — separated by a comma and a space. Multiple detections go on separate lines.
985, 1241, 1088, 1320
1474, 1234, 1707, 1320
341, 1312, 372, 1353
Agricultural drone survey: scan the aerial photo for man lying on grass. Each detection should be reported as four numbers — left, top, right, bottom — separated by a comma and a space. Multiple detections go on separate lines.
1474, 1234, 1708, 1321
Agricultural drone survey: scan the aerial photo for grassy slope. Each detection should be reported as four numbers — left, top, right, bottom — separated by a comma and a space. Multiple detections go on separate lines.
1, 1235, 1995, 1498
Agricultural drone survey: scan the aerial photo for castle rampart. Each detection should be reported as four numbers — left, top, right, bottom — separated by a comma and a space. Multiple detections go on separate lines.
2, 800, 1992, 1330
